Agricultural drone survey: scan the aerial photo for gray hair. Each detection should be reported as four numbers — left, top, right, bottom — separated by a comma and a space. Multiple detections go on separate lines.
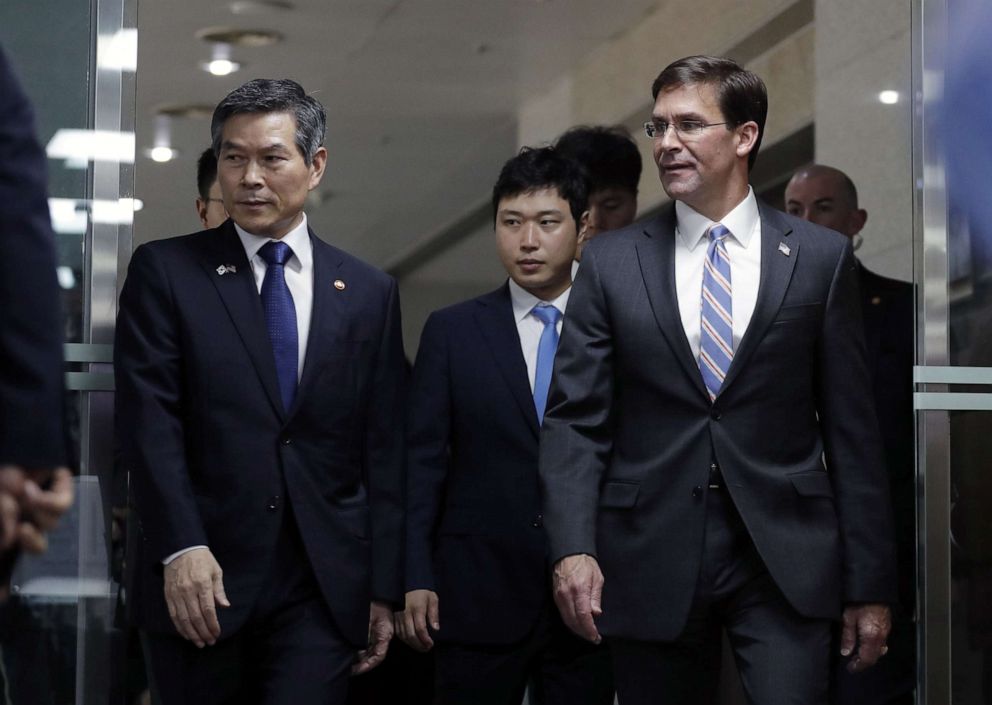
211, 78, 326, 166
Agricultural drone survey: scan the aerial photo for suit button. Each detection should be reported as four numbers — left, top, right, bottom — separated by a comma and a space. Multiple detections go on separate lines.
267, 495, 281, 512
532, 514, 543, 528
692, 486, 703, 499
281, 437, 292, 446
710, 409, 721, 420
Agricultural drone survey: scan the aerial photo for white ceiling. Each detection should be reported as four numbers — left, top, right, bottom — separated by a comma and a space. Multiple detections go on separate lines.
133, 0, 661, 267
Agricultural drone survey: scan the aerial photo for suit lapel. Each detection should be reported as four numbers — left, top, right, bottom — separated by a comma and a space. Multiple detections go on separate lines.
474, 284, 540, 438
288, 232, 348, 418
857, 264, 883, 374
719, 202, 798, 394
199, 221, 284, 418
636, 205, 710, 400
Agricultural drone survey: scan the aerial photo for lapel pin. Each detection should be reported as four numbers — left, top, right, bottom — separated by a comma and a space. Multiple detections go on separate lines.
216, 264, 237, 276
333, 279, 346, 291
778, 242, 791, 257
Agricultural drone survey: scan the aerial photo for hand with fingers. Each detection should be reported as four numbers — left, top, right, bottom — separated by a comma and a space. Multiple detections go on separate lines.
353, 600, 394, 674
552, 554, 604, 644
163, 547, 230, 648
840, 602, 892, 672
395, 589, 439, 652
0, 465, 75, 554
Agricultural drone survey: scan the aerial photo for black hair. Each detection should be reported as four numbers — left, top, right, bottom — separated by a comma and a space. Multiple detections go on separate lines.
211, 78, 326, 165
554, 125, 641, 194
651, 55, 768, 171
196, 148, 217, 201
491, 146, 589, 227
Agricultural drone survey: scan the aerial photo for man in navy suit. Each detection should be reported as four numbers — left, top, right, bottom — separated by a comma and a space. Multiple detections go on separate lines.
396, 147, 614, 705
116, 79, 406, 704
0, 44, 73, 582
539, 56, 897, 705
785, 165, 915, 705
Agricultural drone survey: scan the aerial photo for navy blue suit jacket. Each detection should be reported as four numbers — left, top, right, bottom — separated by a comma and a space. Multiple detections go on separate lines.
0, 45, 66, 469
406, 284, 550, 645
115, 221, 406, 646
539, 201, 898, 641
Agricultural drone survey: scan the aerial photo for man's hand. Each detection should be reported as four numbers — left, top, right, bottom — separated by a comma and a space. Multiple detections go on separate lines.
0, 466, 74, 554
163, 547, 229, 648
394, 589, 439, 652
553, 554, 603, 644
353, 600, 394, 675
840, 603, 892, 673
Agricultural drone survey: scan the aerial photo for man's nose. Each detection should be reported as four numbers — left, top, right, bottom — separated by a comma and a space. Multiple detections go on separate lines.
241, 160, 263, 186
520, 224, 539, 249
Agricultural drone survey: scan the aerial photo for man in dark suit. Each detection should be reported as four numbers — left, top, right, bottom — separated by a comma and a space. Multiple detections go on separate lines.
539, 56, 897, 705
116, 79, 406, 704
0, 44, 73, 583
785, 164, 915, 705
396, 147, 614, 705
195, 147, 228, 230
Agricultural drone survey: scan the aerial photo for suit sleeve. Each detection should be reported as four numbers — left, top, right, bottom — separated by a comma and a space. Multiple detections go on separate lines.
115, 245, 207, 561
364, 278, 407, 605
816, 242, 898, 605
0, 46, 67, 469
404, 312, 451, 592
539, 247, 616, 564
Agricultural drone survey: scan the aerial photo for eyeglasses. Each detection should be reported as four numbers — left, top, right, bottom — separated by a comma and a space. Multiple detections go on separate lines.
643, 119, 730, 139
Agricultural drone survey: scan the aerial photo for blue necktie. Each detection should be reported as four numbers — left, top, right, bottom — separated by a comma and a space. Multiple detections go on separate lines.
258, 240, 298, 413
532, 304, 562, 425
699, 224, 733, 401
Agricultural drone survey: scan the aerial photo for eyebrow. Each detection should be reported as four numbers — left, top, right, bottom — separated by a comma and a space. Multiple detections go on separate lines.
650, 111, 707, 122
220, 140, 292, 153
498, 209, 565, 217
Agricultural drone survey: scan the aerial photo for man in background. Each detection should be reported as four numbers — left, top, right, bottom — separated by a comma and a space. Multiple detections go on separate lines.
195, 147, 228, 229
554, 125, 641, 258
785, 164, 915, 705
397, 146, 613, 705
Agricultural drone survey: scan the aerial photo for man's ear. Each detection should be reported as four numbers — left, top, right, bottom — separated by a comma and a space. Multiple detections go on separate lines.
575, 210, 592, 260
195, 198, 209, 229
736, 121, 760, 159
308, 146, 328, 189
850, 208, 868, 236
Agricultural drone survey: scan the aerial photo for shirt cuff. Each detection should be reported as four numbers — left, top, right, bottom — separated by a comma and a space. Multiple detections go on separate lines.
162, 545, 208, 565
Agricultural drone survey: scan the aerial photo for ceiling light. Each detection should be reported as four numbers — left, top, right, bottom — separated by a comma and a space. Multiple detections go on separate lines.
196, 27, 283, 47
46, 129, 135, 164
156, 104, 215, 120
229, 1, 293, 15
203, 58, 241, 76
878, 90, 900, 105
148, 146, 179, 162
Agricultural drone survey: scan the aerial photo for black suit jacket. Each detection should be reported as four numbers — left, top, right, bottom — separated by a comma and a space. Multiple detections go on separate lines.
539, 201, 898, 642
115, 221, 406, 646
0, 45, 66, 469
405, 284, 550, 645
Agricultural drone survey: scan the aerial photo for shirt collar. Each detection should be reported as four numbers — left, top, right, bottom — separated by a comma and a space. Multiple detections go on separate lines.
234, 213, 313, 271
675, 186, 758, 251
508, 277, 571, 324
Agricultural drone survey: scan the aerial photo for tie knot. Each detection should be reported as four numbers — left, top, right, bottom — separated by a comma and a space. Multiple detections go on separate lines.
259, 240, 294, 267
532, 304, 561, 327
708, 224, 731, 244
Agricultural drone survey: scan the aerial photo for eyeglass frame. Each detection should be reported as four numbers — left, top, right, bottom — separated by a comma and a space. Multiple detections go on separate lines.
643, 119, 732, 139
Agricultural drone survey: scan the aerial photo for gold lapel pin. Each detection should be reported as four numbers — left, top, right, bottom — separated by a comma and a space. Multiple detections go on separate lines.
333, 279, 346, 291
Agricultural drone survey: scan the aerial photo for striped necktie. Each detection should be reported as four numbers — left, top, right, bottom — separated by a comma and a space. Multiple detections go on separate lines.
699, 224, 733, 401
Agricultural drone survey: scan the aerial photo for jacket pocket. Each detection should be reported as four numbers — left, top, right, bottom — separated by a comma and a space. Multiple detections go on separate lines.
787, 470, 834, 498
773, 302, 821, 323
599, 480, 640, 508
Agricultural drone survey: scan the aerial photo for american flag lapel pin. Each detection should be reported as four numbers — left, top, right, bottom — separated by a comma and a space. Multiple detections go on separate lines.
778, 242, 791, 257
216, 264, 237, 275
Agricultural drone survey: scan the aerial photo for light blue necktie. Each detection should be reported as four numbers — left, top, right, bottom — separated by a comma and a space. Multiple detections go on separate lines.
258, 240, 298, 413
699, 224, 733, 401
532, 304, 562, 425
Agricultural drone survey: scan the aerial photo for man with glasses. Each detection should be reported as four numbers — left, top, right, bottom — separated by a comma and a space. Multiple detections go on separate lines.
539, 55, 897, 705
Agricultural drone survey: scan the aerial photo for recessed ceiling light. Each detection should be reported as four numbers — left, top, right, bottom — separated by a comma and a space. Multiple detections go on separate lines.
202, 58, 242, 76
155, 104, 216, 120
147, 146, 179, 162
229, 0, 293, 15
196, 27, 283, 47
878, 90, 900, 105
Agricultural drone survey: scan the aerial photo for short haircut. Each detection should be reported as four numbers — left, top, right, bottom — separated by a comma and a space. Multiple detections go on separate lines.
794, 164, 860, 208
651, 55, 768, 171
491, 146, 589, 227
554, 125, 642, 194
211, 78, 326, 166
196, 148, 217, 201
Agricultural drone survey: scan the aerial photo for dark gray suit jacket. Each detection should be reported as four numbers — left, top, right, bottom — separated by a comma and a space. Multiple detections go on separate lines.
538, 200, 897, 642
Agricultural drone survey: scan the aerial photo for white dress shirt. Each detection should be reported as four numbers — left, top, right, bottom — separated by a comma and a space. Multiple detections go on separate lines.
507, 279, 572, 392
163, 215, 315, 566
674, 187, 762, 360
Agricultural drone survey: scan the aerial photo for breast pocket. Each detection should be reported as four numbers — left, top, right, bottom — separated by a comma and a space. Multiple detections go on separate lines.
772, 302, 821, 325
